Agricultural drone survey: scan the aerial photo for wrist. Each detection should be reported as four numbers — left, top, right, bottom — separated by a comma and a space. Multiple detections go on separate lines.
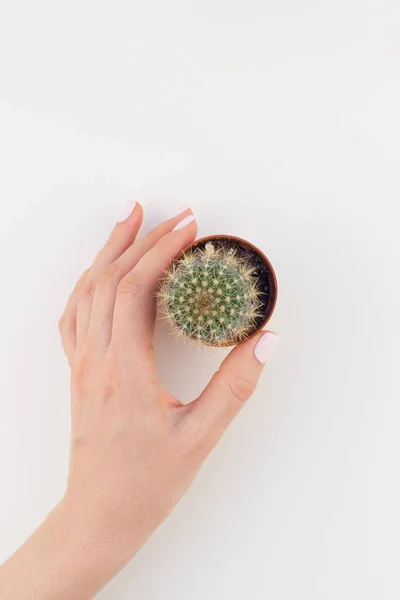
49, 494, 134, 596
0, 496, 131, 600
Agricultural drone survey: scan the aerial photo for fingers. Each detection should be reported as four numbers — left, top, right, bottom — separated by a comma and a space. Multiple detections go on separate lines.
111, 212, 197, 351
60, 205, 198, 368
180, 330, 280, 457
75, 202, 143, 353
89, 208, 196, 349
59, 202, 142, 364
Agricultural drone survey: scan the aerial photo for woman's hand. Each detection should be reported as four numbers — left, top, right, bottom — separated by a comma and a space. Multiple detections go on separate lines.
0, 204, 279, 599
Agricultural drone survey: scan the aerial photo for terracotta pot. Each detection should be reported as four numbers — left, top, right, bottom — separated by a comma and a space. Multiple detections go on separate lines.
180, 234, 278, 346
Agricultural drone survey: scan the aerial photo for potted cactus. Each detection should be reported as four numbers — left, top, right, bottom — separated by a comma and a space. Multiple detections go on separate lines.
158, 235, 277, 347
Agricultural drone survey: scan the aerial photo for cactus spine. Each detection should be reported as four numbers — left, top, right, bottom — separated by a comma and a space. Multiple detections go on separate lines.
158, 242, 264, 346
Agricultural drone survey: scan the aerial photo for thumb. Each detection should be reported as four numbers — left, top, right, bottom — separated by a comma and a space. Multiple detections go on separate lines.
182, 330, 280, 455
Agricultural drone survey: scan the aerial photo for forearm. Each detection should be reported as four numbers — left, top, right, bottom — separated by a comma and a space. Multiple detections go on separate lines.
0, 497, 133, 600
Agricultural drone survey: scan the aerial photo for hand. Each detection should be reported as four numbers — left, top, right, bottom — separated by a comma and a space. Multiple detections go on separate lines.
0, 204, 279, 599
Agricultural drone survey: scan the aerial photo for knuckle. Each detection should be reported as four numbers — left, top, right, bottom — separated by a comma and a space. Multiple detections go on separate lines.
103, 354, 122, 396
117, 271, 144, 297
72, 362, 88, 393
72, 348, 93, 391
224, 370, 256, 404
95, 262, 122, 286
78, 281, 95, 303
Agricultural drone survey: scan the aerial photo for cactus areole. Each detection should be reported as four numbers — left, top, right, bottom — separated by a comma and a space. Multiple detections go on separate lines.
158, 235, 277, 347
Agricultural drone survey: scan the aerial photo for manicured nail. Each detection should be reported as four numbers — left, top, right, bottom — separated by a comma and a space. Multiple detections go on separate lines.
173, 214, 196, 231
118, 201, 137, 223
254, 332, 280, 364
175, 204, 190, 216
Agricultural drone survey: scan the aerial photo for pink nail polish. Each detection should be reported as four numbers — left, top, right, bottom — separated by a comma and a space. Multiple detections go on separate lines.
118, 201, 137, 222
254, 332, 280, 364
175, 205, 190, 216
172, 215, 196, 231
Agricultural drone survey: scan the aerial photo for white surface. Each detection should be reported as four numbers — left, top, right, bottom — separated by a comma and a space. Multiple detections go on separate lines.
0, 1, 399, 598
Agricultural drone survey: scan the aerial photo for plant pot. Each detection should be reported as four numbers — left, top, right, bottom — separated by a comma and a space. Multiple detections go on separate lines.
158, 234, 278, 347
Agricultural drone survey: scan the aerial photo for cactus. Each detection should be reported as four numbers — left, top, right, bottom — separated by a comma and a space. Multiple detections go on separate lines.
157, 242, 264, 346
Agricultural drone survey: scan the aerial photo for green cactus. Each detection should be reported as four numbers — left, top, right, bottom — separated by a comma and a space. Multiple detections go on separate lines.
157, 242, 264, 346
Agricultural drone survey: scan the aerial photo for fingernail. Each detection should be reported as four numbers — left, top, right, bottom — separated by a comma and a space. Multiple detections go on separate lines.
173, 214, 196, 231
175, 205, 190, 216
254, 332, 280, 364
118, 201, 137, 223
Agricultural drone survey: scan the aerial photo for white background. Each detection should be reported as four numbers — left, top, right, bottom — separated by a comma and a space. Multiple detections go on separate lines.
0, 1, 399, 598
